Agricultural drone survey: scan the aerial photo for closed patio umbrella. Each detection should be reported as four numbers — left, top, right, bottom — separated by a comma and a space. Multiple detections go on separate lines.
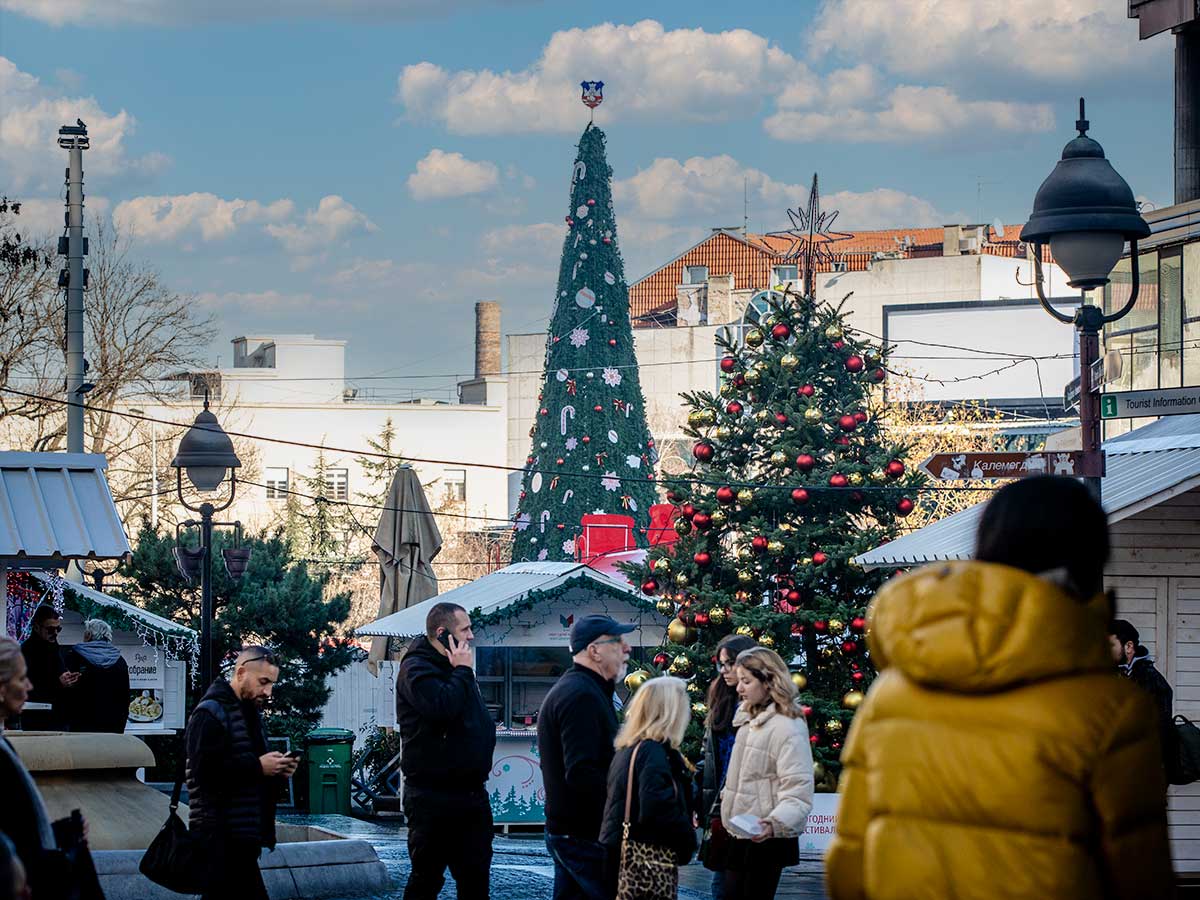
368, 465, 442, 674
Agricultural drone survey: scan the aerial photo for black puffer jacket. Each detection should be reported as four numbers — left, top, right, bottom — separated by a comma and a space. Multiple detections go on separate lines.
1124, 648, 1176, 771
599, 740, 697, 865
395, 636, 496, 792
185, 678, 277, 848
63, 642, 130, 734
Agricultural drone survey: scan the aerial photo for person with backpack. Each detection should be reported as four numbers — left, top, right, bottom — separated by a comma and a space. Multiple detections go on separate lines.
1109, 618, 1177, 775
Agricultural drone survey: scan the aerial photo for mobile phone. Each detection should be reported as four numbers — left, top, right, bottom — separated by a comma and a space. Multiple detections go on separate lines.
436, 629, 453, 651
286, 750, 303, 760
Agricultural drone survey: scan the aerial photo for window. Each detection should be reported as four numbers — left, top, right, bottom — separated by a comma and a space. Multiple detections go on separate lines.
715, 289, 784, 387
264, 467, 289, 500
324, 468, 348, 501
444, 468, 466, 502
1161, 248, 1183, 388
1185, 243, 1200, 386
685, 265, 709, 285
772, 265, 798, 285
188, 373, 221, 402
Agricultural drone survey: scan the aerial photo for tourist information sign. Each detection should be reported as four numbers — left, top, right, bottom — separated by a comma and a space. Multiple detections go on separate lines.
920, 451, 1084, 481
1099, 387, 1200, 419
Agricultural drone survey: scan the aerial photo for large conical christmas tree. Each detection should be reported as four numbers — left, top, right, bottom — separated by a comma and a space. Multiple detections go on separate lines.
511, 124, 658, 561
627, 285, 925, 781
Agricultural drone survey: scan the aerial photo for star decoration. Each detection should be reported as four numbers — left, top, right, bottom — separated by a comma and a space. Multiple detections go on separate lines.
766, 174, 852, 293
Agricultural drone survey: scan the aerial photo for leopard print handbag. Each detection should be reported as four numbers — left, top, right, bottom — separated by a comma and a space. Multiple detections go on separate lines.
616, 742, 679, 900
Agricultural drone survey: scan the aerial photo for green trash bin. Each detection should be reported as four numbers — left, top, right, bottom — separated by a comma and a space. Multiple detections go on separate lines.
305, 727, 355, 814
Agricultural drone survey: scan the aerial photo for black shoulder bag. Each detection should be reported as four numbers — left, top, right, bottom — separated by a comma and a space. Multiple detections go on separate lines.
139, 755, 203, 894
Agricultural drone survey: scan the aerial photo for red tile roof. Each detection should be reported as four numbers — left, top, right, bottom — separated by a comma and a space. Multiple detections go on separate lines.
629, 225, 1042, 322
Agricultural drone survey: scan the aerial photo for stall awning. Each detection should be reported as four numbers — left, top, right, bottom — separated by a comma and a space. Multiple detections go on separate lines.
28, 572, 196, 640
854, 415, 1200, 570
357, 562, 651, 638
0, 452, 131, 565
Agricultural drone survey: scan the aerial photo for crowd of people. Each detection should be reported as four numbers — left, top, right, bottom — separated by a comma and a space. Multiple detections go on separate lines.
0, 474, 1186, 900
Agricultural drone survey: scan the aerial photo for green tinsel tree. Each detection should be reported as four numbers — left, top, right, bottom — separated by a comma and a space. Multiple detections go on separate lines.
626, 289, 925, 781
511, 124, 657, 561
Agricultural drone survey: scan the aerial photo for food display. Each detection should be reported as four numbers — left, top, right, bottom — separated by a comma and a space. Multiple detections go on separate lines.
128, 690, 164, 723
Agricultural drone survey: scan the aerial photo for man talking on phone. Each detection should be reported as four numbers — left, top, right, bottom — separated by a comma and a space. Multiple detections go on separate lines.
395, 602, 496, 900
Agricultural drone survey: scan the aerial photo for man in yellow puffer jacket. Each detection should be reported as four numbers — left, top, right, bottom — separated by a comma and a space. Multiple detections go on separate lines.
826, 476, 1174, 900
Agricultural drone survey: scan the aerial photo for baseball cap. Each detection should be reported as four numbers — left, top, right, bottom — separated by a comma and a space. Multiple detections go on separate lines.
569, 614, 636, 654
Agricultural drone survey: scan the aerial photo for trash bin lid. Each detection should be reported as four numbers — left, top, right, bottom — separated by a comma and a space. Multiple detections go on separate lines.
305, 727, 356, 745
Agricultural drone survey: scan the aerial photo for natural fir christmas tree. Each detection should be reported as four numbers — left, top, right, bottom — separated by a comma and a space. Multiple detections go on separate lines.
511, 124, 658, 561
627, 288, 924, 780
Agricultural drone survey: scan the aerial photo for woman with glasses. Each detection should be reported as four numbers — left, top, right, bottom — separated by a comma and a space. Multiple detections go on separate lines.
699, 634, 756, 900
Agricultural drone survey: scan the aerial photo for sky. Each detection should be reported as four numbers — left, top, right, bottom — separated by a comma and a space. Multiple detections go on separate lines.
0, 0, 1177, 398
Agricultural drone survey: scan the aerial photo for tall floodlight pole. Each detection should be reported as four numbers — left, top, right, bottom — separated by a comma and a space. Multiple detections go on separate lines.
58, 121, 90, 453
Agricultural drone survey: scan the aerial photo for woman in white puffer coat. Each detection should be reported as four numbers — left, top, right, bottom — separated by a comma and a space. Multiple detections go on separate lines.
720, 646, 814, 900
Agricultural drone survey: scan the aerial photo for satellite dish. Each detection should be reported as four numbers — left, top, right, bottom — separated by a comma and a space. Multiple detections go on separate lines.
992, 218, 1005, 240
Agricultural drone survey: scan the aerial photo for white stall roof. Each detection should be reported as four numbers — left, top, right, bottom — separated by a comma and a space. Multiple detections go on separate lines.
29, 571, 197, 637
854, 417, 1200, 570
0, 453, 131, 563
357, 561, 647, 638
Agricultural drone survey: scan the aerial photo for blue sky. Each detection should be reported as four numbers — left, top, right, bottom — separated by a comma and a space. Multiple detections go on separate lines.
0, 0, 1175, 392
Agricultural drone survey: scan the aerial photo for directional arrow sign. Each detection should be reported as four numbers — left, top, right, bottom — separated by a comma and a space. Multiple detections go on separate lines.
1100, 386, 1200, 419
920, 451, 1084, 480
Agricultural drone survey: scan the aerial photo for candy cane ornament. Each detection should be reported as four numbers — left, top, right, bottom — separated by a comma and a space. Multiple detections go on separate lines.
540, 511, 551, 533
573, 161, 586, 184
560, 405, 576, 436
561, 489, 574, 505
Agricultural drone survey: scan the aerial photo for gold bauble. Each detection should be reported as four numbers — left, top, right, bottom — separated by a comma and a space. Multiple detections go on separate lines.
821, 647, 835, 658
720, 382, 736, 397
770, 451, 788, 466
737, 570, 756, 585
737, 489, 754, 505
673, 572, 690, 587
674, 518, 693, 536
709, 509, 727, 527
698, 408, 717, 427
709, 606, 728, 625
655, 599, 674, 616
667, 618, 694, 644
762, 314, 777, 328
754, 359, 769, 372
734, 590, 751, 603
738, 546, 754, 561
824, 718, 844, 736
791, 671, 809, 692
842, 690, 865, 709
803, 407, 822, 423
754, 409, 771, 424
780, 353, 799, 370
687, 680, 703, 697
655, 557, 672, 573
828, 618, 845, 634
767, 539, 785, 556
735, 625, 755, 637
687, 410, 704, 427
824, 323, 844, 340
759, 633, 776, 648
669, 654, 692, 675
813, 761, 827, 783
848, 472, 864, 486
801, 556, 813, 566
744, 369, 761, 385
691, 702, 709, 717
623, 669, 650, 692
778, 522, 794, 532
745, 329, 764, 347
716, 425, 733, 441
869, 469, 887, 483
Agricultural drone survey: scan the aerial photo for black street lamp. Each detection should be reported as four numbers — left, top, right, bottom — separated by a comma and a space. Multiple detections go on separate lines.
1021, 98, 1150, 501
170, 396, 243, 690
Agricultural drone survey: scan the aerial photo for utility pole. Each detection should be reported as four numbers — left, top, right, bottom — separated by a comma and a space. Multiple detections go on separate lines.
58, 121, 89, 453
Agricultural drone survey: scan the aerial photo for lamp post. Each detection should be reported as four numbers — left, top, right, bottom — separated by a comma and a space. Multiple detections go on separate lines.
1021, 99, 1151, 502
170, 396, 242, 690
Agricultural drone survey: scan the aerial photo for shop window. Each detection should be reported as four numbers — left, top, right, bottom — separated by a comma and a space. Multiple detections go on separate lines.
264, 467, 289, 500
475, 646, 573, 731
1185, 242, 1200, 386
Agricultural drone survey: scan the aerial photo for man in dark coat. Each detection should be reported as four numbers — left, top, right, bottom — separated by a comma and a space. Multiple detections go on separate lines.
1111, 619, 1176, 772
395, 601, 496, 900
536, 614, 634, 900
20, 605, 77, 729
63, 618, 130, 734
185, 647, 298, 900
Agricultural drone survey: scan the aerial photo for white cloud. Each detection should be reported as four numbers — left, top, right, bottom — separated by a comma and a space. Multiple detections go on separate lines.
264, 195, 377, 255
809, 0, 1157, 82
2, 0, 520, 26
614, 155, 941, 228
480, 222, 560, 259
407, 149, 500, 200
112, 193, 294, 242
0, 56, 168, 192
764, 82, 1054, 143
4, 195, 112, 238
398, 20, 812, 134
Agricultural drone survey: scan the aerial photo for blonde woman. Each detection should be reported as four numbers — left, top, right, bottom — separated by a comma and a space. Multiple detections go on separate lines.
599, 676, 698, 897
720, 647, 814, 900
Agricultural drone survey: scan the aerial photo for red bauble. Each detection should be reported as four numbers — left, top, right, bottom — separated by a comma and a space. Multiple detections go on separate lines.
556, 457, 565, 465
791, 487, 810, 504
851, 671, 865, 682
694, 611, 710, 627
726, 400, 744, 416
832, 340, 845, 350
565, 216, 574, 225
835, 437, 850, 447
853, 411, 868, 424
716, 486, 736, 505
539, 407, 549, 416
813, 619, 828, 633
842, 640, 858, 653
798, 384, 815, 397
832, 741, 841, 750
810, 734, 820, 745
872, 367, 886, 382
787, 589, 801, 603
801, 704, 813, 718
582, 435, 591, 444
733, 373, 746, 387
838, 414, 857, 432
693, 551, 712, 567
519, 491, 527, 500
886, 459, 905, 479
720, 356, 737, 373
812, 551, 828, 565
791, 623, 805, 636
602, 236, 612, 245
681, 504, 696, 519
692, 512, 712, 531
851, 616, 866, 631
608, 338, 617, 347
774, 412, 789, 426
829, 473, 849, 488
771, 323, 791, 341
557, 523, 565, 530
654, 652, 669, 667
795, 454, 816, 471
586, 198, 596, 207
692, 442, 715, 462
846, 355, 864, 372
594, 404, 603, 412
642, 579, 658, 594
751, 535, 769, 554
896, 497, 915, 516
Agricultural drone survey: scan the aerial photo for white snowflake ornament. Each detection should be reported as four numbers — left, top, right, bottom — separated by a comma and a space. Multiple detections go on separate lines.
601, 471, 621, 491
625, 455, 641, 469
569, 327, 590, 348
515, 513, 531, 532
602, 367, 622, 387
565, 437, 578, 451
561, 538, 576, 556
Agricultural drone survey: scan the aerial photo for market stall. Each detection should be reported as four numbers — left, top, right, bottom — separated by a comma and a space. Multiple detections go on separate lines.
358, 561, 668, 825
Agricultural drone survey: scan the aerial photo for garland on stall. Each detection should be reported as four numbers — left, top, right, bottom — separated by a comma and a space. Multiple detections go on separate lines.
467, 574, 659, 635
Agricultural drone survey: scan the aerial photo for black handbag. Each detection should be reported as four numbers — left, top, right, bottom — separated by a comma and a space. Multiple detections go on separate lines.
1170, 714, 1200, 785
139, 762, 203, 893
42, 810, 106, 900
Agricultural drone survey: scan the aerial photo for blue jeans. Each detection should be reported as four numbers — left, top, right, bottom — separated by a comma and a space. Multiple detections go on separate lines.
711, 867, 725, 900
545, 833, 608, 900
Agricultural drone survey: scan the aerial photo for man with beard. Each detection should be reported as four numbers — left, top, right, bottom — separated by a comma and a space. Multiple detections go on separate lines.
185, 647, 298, 900
537, 615, 635, 900
20, 605, 77, 730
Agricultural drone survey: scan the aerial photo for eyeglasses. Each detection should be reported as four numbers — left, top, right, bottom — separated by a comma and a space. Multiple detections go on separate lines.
716, 660, 734, 672
239, 651, 278, 666
43, 625, 63, 634
591, 636, 625, 648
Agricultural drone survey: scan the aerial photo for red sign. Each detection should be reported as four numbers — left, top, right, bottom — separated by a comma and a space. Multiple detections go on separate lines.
919, 452, 1083, 480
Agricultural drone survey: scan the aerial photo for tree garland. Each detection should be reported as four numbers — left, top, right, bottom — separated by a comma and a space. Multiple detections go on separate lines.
467, 573, 659, 632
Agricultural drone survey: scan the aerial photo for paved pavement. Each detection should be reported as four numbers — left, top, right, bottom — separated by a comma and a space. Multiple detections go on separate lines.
280, 815, 829, 900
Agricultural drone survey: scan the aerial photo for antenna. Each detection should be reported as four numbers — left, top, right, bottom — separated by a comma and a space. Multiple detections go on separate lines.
743, 176, 748, 237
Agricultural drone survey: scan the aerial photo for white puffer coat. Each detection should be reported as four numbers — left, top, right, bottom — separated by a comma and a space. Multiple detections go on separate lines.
720, 703, 814, 837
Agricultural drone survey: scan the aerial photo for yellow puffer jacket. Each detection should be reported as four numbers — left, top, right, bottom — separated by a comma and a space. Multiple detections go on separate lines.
825, 561, 1173, 900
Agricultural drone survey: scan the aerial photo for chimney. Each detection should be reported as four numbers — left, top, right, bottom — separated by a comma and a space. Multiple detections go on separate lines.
475, 301, 501, 378
942, 225, 962, 256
